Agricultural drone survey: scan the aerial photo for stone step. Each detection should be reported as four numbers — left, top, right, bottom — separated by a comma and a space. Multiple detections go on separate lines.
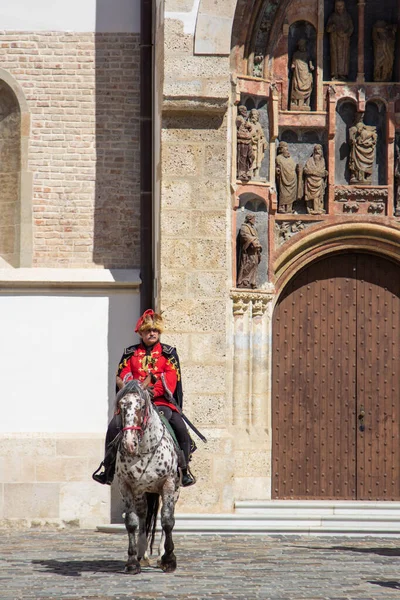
235, 500, 400, 517
98, 501, 400, 537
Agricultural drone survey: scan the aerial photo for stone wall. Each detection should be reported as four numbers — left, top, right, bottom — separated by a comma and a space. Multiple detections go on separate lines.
157, 13, 276, 513
0, 434, 108, 529
0, 32, 140, 269
158, 16, 233, 512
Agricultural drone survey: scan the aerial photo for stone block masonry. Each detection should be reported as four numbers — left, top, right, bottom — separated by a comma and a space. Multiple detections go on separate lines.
0, 32, 141, 268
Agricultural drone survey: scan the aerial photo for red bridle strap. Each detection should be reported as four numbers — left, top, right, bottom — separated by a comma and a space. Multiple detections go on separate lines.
122, 426, 142, 432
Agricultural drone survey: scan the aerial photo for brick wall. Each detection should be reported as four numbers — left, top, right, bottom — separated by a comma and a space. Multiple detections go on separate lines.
0, 32, 140, 268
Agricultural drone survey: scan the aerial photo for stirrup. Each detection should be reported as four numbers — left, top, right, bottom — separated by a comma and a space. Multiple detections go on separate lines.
92, 462, 113, 485
181, 470, 196, 488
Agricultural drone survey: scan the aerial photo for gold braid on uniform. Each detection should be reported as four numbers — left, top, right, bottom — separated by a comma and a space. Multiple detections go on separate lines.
167, 355, 181, 381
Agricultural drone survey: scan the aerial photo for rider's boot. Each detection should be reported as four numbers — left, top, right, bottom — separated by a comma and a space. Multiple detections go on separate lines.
92, 445, 117, 485
92, 414, 121, 485
181, 467, 196, 487
177, 449, 196, 487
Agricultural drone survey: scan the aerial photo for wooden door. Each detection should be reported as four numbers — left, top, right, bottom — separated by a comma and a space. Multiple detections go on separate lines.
272, 252, 400, 500
356, 254, 400, 499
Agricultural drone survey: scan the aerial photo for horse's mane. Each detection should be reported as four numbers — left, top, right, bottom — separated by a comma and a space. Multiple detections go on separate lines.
116, 380, 148, 405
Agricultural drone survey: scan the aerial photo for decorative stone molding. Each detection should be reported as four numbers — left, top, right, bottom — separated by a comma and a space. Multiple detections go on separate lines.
231, 292, 251, 315
230, 288, 274, 316
335, 187, 388, 202
162, 95, 229, 115
335, 187, 389, 215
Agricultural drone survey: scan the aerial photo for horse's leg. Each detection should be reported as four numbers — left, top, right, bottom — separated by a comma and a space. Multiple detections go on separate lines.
159, 482, 177, 572
124, 509, 141, 574
134, 495, 148, 564
156, 530, 165, 567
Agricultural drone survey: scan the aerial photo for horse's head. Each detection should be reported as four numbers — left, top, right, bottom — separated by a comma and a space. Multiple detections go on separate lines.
116, 381, 150, 456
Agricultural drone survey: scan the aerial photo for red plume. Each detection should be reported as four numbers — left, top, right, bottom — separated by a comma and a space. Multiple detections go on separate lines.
135, 309, 155, 333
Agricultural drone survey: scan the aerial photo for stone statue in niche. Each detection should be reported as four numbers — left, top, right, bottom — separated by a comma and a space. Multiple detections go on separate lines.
373, 21, 397, 82
348, 113, 377, 184
290, 38, 314, 110
303, 144, 328, 214
237, 214, 262, 289
326, 0, 354, 81
395, 143, 400, 216
249, 109, 267, 179
276, 141, 299, 213
236, 105, 254, 181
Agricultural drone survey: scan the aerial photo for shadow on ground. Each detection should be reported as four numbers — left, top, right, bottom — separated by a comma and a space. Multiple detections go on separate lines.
32, 560, 163, 577
369, 580, 400, 590
301, 545, 400, 557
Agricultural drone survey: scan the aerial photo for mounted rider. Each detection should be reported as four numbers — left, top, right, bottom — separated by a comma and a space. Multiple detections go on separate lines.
93, 309, 196, 487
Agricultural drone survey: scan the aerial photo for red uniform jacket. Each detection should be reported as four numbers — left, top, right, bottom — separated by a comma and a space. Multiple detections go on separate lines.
118, 342, 180, 412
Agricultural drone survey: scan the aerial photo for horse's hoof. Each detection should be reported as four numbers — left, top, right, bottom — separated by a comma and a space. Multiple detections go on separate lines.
140, 557, 150, 567
160, 556, 177, 573
124, 563, 141, 575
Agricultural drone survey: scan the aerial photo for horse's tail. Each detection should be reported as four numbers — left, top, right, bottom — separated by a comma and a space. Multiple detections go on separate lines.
145, 492, 160, 555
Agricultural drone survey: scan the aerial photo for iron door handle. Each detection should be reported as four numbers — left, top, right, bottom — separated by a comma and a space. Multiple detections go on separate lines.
358, 405, 365, 432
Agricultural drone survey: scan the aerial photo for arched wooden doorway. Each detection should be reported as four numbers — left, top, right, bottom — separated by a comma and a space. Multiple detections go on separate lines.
272, 252, 400, 500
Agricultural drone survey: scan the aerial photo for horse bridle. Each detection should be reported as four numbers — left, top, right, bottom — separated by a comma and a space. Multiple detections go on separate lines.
121, 394, 151, 440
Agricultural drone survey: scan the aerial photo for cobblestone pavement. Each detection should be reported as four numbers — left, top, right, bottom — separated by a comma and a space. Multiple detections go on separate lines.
1, 529, 400, 599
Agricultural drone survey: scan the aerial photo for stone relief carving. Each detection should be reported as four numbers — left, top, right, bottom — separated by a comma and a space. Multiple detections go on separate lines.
395, 143, 400, 216
276, 141, 299, 214
373, 21, 397, 82
275, 221, 316, 246
368, 202, 385, 214
253, 54, 264, 78
249, 109, 267, 179
236, 105, 254, 181
348, 113, 377, 184
303, 144, 327, 215
237, 214, 262, 289
326, 0, 354, 81
343, 201, 359, 213
251, 0, 280, 78
290, 38, 314, 111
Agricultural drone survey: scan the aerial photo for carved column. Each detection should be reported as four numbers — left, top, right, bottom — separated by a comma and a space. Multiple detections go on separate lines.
387, 101, 396, 215
357, 0, 365, 82
250, 294, 273, 432
231, 289, 275, 431
327, 86, 337, 211
316, 0, 324, 111
231, 292, 251, 428
269, 84, 279, 184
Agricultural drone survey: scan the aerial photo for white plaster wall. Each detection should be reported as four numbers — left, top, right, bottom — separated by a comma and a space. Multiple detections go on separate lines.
0, 291, 139, 433
0, 0, 140, 32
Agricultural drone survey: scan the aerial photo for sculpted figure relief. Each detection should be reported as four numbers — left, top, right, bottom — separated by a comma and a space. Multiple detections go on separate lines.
290, 38, 314, 110
348, 113, 377, 184
249, 109, 267, 178
395, 144, 400, 216
237, 214, 262, 289
303, 145, 328, 214
276, 141, 298, 213
326, 0, 354, 80
373, 21, 397, 82
236, 105, 254, 181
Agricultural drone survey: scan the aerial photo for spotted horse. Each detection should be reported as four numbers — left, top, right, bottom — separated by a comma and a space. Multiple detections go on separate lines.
115, 380, 180, 574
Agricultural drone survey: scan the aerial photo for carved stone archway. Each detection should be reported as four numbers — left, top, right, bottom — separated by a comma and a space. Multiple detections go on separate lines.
273, 222, 400, 295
